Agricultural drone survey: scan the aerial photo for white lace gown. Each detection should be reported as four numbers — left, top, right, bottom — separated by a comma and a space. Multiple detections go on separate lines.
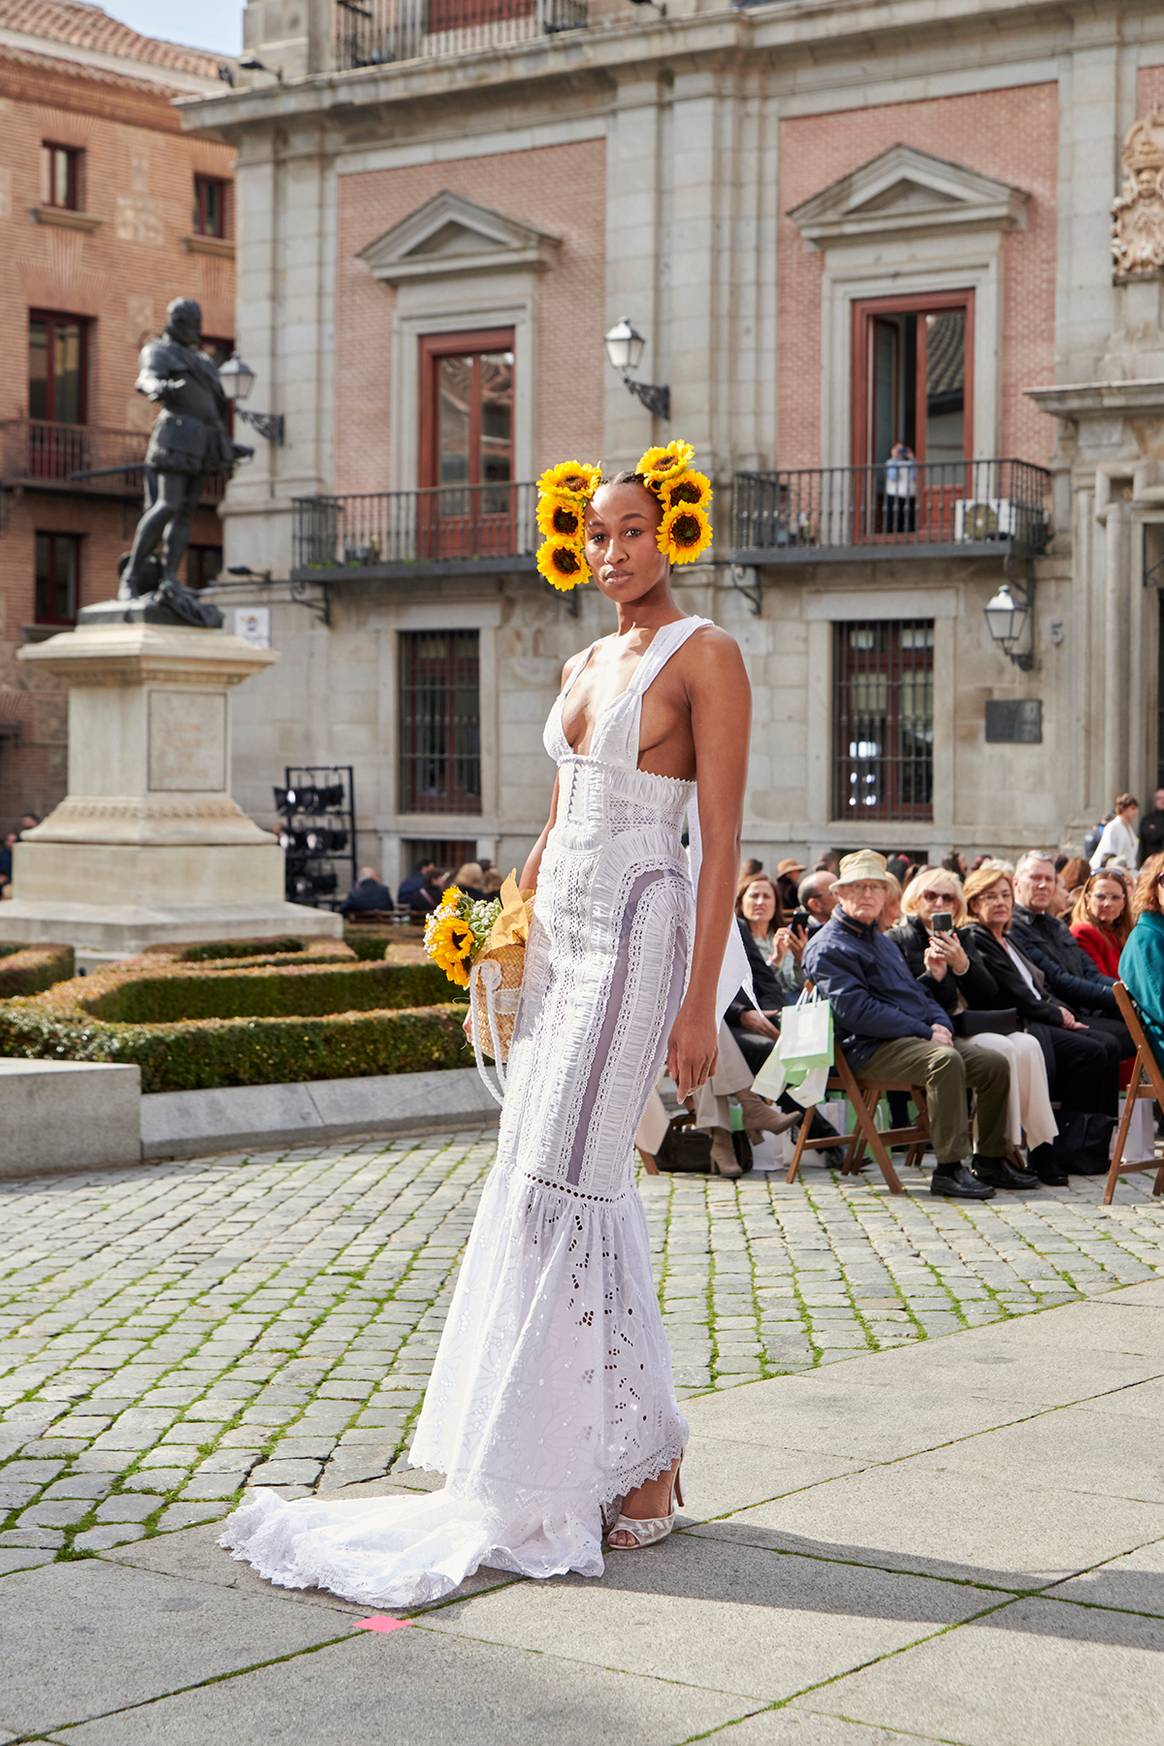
220, 614, 750, 1607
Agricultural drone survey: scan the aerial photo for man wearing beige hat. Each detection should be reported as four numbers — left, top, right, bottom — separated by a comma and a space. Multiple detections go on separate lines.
803, 850, 1027, 1199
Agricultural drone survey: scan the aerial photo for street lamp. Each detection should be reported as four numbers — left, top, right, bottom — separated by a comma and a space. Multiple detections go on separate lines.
604, 318, 670, 421
218, 353, 285, 446
983, 579, 1035, 671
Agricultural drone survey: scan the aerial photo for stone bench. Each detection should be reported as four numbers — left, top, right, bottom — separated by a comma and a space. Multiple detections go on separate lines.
0, 1059, 141, 1178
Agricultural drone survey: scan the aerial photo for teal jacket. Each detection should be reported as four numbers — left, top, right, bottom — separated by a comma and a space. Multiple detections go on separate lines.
1119, 912, 1164, 1071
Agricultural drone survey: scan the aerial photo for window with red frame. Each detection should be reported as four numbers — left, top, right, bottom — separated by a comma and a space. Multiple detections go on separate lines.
41, 142, 83, 211
398, 630, 482, 815
35, 533, 82, 626
186, 545, 223, 589
833, 620, 934, 821
193, 174, 230, 239
29, 312, 87, 425
419, 330, 515, 557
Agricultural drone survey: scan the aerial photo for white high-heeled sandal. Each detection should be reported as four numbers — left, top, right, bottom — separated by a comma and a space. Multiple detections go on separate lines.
607, 1462, 684, 1550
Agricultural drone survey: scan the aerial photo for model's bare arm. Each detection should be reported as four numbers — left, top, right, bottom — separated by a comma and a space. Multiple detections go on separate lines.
667, 630, 751, 1099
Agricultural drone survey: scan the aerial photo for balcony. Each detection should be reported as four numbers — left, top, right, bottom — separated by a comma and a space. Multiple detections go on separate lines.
0, 419, 225, 504
732, 460, 1051, 566
293, 483, 538, 579
333, 0, 589, 70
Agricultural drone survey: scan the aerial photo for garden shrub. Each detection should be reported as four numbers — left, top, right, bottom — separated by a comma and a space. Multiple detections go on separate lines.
0, 943, 75, 999
0, 952, 470, 1093
140, 937, 354, 973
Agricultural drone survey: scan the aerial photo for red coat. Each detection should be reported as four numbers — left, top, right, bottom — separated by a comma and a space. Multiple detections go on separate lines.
1070, 920, 1123, 977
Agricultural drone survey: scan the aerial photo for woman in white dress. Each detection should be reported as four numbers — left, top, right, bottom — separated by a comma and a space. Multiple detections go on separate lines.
220, 443, 753, 1604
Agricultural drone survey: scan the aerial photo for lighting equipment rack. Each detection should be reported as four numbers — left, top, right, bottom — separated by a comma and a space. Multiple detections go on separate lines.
277, 764, 357, 909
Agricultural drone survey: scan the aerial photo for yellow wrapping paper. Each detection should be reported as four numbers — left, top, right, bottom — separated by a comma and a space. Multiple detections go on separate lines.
481, 870, 535, 955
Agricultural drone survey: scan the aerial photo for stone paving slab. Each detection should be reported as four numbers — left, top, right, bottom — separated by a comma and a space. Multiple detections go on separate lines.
711, 1713, 949, 1746
41, 1626, 750, 1746
905, 1405, 1164, 1504
1044, 1537, 1164, 1617
0, 1559, 353, 1738
689, 1465, 1164, 1589
802, 1595, 1164, 1746
424, 1530, 993, 1703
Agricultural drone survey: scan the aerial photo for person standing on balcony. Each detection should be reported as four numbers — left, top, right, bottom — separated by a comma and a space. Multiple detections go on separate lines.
884, 440, 917, 534
221, 439, 756, 1602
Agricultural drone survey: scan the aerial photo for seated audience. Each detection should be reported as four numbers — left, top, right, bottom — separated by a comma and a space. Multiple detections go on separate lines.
1010, 853, 1134, 1072
739, 856, 764, 880
452, 861, 488, 900
774, 856, 805, 915
889, 867, 989, 1011
803, 851, 1020, 1200
340, 867, 394, 918
0, 829, 13, 893
1138, 788, 1164, 868
815, 851, 840, 876
1090, 793, 1139, 870
1120, 853, 1164, 1070
1059, 856, 1091, 903
480, 868, 504, 897
771, 868, 839, 995
961, 866, 1118, 1180
397, 859, 440, 914
879, 872, 903, 932
1071, 870, 1132, 977
726, 873, 787, 1071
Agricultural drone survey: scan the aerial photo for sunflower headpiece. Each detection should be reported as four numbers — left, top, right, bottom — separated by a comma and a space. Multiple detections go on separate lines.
534, 440, 713, 591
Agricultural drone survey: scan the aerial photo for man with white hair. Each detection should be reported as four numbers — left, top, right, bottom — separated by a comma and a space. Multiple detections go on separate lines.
804, 851, 1022, 1200
1009, 851, 1133, 1068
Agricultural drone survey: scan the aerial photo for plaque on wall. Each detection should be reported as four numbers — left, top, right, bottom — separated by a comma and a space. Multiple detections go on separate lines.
985, 699, 1043, 744
148, 691, 228, 792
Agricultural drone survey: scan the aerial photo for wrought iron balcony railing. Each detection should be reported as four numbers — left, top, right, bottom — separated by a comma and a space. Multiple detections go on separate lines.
733, 459, 1052, 564
0, 418, 225, 503
334, 0, 588, 69
293, 482, 538, 577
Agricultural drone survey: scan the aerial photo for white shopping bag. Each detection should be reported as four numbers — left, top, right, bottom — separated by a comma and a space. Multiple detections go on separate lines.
779, 988, 834, 1070
1111, 1096, 1157, 1163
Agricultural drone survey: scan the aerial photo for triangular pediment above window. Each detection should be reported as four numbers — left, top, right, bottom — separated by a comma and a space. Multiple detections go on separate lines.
789, 145, 1028, 246
360, 191, 562, 283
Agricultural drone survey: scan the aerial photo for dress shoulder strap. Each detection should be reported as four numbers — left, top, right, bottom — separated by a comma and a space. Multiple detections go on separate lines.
559, 641, 599, 699
631, 616, 716, 696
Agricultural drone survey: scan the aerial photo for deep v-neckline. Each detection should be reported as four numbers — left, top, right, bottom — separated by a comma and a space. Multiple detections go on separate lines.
559, 621, 684, 758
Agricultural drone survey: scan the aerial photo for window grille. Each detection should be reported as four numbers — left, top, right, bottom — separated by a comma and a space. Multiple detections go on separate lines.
399, 630, 482, 814
833, 619, 934, 820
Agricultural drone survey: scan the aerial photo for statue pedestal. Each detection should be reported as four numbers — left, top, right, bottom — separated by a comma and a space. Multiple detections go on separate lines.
2, 622, 343, 961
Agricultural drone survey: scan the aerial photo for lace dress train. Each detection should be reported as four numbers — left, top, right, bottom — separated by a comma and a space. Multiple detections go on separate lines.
220, 615, 749, 1607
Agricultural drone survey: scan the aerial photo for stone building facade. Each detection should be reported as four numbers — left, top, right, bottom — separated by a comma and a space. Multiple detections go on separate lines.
187, 0, 1164, 891
0, 2, 235, 825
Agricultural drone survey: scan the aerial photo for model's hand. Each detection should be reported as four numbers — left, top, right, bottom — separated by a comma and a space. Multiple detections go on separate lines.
668, 1004, 719, 1101
739, 1007, 780, 1039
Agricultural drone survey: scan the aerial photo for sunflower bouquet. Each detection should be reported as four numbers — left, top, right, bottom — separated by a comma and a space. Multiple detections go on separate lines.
425, 872, 535, 1097
533, 441, 713, 591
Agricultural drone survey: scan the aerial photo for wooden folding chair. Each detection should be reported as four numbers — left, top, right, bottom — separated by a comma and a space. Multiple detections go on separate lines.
784, 1044, 930, 1195
1102, 983, 1164, 1205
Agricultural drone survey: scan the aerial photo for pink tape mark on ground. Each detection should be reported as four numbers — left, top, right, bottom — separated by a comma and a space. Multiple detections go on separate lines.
353, 1614, 412, 1634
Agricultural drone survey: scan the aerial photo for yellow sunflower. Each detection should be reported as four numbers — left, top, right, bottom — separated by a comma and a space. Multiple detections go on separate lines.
441, 885, 464, 909
536, 460, 602, 502
659, 500, 713, 565
536, 494, 585, 542
428, 914, 474, 987
636, 440, 696, 486
662, 469, 713, 512
536, 536, 588, 591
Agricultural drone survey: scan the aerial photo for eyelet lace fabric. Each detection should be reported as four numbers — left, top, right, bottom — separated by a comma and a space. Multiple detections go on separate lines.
220, 615, 737, 1609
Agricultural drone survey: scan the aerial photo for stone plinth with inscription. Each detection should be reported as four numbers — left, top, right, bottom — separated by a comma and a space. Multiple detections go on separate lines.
1, 622, 342, 961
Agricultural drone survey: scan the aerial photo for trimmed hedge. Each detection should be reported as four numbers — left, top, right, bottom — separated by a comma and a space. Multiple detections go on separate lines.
0, 943, 75, 999
0, 950, 470, 1093
140, 937, 355, 974
0, 1000, 470, 1094
75, 959, 458, 1024
343, 922, 423, 960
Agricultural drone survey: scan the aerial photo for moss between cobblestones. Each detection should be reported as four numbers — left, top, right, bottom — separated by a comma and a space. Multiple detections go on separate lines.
0, 942, 74, 998
0, 955, 469, 1091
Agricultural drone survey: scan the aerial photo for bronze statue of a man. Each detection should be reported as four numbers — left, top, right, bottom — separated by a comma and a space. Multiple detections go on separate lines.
119, 298, 251, 626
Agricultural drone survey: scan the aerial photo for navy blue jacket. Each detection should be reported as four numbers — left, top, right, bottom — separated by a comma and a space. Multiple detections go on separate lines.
803, 911, 948, 1069
1008, 905, 1117, 1015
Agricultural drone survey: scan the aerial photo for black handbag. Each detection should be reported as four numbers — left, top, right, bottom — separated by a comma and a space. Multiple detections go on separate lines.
1048, 1109, 1116, 1174
956, 1008, 1019, 1038
655, 1111, 753, 1174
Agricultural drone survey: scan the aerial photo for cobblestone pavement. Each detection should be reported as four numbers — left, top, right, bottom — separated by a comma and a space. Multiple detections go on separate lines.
2, 1131, 1163, 1574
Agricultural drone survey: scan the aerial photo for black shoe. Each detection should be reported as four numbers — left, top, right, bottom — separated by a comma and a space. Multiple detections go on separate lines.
930, 1164, 996, 1200
971, 1155, 1041, 1190
1033, 1162, 1069, 1185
